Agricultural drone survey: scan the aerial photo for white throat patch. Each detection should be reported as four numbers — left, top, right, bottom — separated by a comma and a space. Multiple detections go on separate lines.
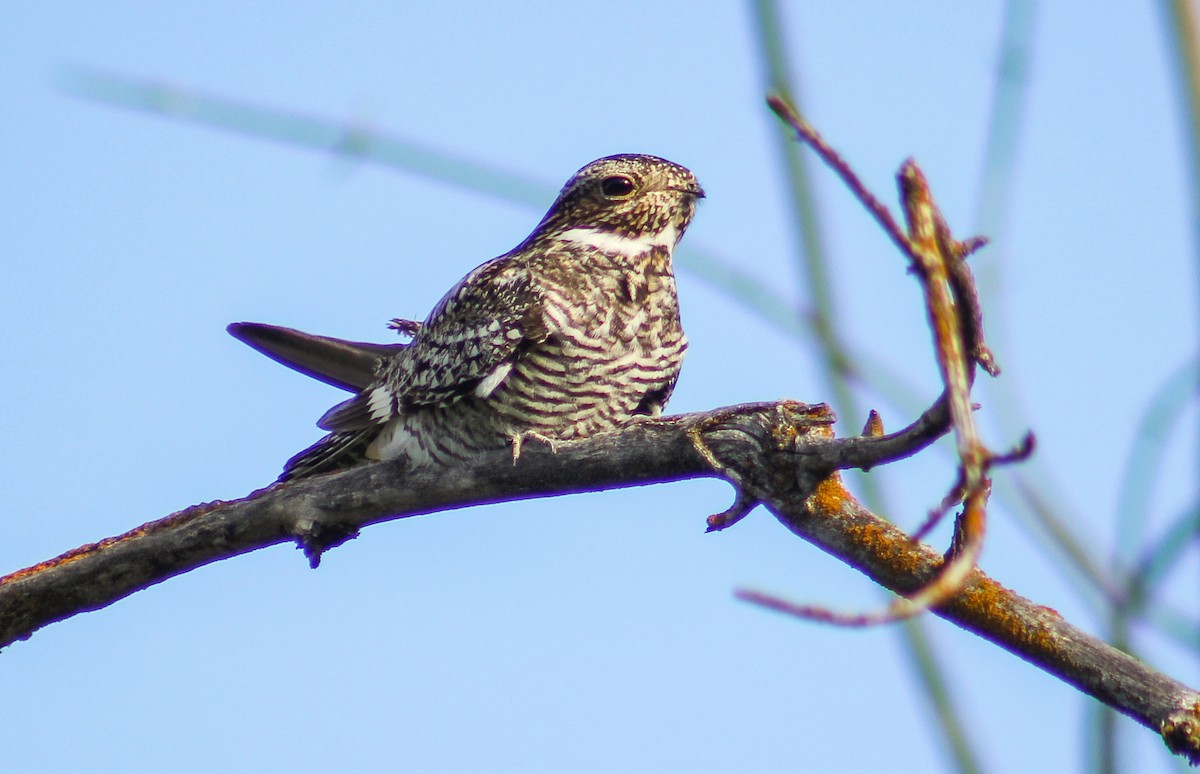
558, 225, 677, 258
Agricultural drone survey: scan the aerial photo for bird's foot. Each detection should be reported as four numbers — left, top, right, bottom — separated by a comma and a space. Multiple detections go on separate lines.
511, 430, 558, 463
387, 318, 422, 338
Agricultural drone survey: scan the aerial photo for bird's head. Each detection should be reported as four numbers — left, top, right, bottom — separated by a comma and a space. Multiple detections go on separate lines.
533, 154, 704, 252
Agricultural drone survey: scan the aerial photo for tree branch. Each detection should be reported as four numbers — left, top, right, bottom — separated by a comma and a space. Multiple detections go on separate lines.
0, 402, 829, 648
2, 396, 1198, 762
10, 78, 1197, 766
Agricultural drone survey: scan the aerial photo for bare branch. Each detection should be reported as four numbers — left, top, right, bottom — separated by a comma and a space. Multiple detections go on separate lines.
760, 97, 1006, 624
2, 395, 1197, 762
7, 77, 1196, 765
726, 465, 1200, 764
0, 402, 829, 647
766, 94, 912, 258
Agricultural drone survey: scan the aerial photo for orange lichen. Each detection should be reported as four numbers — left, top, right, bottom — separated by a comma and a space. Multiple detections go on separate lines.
1161, 703, 1200, 763
771, 401, 834, 449
809, 475, 852, 515
807, 477, 938, 578
951, 577, 1063, 655
0, 534, 131, 585
852, 519, 935, 577
0, 499, 230, 587
804, 478, 1065, 654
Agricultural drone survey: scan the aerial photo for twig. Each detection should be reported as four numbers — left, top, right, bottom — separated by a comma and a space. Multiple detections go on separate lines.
766, 95, 913, 259
753, 99, 1007, 625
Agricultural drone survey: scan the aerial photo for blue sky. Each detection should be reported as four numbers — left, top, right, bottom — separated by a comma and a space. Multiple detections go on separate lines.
2, 3, 1197, 772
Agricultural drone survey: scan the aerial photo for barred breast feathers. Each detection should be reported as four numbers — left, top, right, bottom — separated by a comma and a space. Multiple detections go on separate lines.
233, 153, 704, 480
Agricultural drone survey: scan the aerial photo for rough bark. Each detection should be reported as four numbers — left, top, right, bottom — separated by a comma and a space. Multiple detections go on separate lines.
2, 399, 1197, 763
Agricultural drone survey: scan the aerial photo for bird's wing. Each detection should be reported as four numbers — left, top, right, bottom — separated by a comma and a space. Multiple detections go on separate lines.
317, 258, 547, 432
228, 322, 406, 392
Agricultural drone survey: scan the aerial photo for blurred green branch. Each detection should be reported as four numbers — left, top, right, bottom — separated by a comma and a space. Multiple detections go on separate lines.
61, 68, 551, 205
967, 0, 1129, 613
57, 13, 1200, 766
61, 65, 938, 420
1090, 6, 1200, 766
61, 69, 809, 353
748, 3, 983, 774
1109, 355, 1200, 651
1115, 357, 1199, 562
1160, 0, 1200, 390
1158, 0, 1200, 660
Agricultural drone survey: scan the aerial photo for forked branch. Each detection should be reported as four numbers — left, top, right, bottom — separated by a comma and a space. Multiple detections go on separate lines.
748, 96, 1017, 625
1, 104, 1197, 763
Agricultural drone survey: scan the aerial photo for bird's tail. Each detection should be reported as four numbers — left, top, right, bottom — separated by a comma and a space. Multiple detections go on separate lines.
228, 322, 406, 393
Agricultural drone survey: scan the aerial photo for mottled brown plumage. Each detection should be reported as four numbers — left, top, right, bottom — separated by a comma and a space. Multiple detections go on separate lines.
230, 154, 703, 480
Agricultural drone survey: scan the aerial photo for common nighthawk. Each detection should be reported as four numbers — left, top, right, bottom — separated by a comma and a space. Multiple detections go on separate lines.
230, 154, 704, 481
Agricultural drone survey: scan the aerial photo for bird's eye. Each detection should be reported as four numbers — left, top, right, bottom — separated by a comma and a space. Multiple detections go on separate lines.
601, 175, 636, 197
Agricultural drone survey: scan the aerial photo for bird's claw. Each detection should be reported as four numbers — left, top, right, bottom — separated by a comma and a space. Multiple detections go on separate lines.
511, 430, 558, 463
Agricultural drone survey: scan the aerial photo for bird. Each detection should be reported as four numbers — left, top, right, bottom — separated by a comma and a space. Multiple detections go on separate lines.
229, 153, 704, 481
